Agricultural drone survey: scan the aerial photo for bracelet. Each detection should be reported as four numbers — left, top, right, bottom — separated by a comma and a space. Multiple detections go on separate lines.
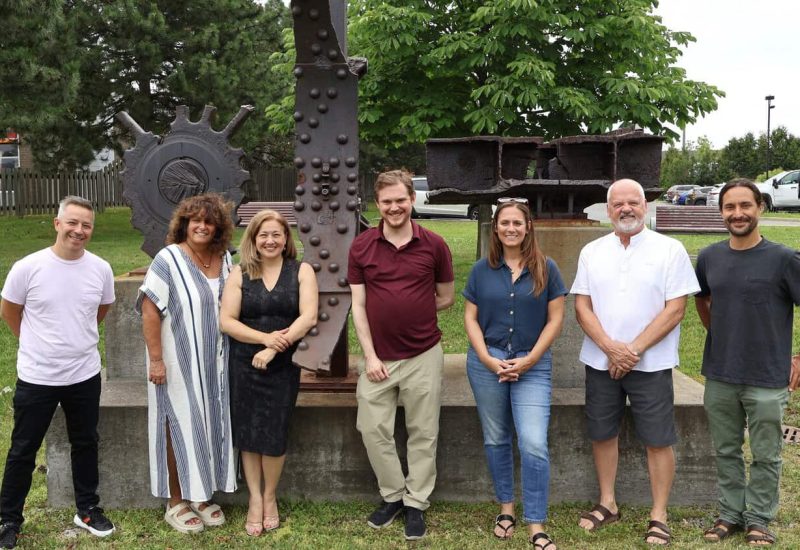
150, 358, 164, 363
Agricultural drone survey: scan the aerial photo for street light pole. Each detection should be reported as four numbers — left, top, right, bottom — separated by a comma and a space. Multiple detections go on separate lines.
765, 95, 775, 176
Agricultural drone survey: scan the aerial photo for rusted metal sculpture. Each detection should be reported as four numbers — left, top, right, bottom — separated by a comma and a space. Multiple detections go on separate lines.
290, 0, 366, 377
426, 129, 664, 218
116, 105, 254, 257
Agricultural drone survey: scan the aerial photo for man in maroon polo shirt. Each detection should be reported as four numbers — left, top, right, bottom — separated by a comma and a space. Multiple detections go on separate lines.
348, 169, 454, 541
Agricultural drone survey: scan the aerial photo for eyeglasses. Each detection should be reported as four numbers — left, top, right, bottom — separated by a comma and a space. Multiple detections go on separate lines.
497, 197, 529, 205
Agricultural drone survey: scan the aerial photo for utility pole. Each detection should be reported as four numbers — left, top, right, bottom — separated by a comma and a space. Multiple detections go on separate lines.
765, 95, 775, 177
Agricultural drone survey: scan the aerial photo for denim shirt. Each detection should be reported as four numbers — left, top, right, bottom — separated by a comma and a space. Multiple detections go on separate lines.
463, 256, 567, 354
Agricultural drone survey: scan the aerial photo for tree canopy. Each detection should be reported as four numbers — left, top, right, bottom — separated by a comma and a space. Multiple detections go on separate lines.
2, 0, 292, 171
660, 126, 800, 187
267, 0, 723, 149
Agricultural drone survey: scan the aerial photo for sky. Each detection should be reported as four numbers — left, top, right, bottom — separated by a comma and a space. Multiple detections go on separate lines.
654, 0, 800, 148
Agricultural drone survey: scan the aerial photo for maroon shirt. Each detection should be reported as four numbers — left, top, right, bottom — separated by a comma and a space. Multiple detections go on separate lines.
348, 220, 454, 360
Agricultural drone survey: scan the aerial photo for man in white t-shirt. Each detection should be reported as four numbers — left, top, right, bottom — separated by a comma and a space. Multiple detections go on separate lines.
571, 180, 700, 546
0, 196, 116, 549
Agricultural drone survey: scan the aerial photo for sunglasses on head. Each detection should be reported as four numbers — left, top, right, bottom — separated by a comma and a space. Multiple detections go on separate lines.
497, 197, 529, 205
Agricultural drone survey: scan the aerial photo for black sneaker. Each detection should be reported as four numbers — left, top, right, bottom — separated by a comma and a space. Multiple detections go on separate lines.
73, 506, 115, 537
404, 506, 426, 540
367, 500, 404, 529
0, 523, 19, 549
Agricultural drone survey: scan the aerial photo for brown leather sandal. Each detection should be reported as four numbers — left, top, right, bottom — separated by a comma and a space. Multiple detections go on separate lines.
703, 518, 741, 542
644, 520, 671, 546
579, 504, 621, 532
745, 525, 776, 546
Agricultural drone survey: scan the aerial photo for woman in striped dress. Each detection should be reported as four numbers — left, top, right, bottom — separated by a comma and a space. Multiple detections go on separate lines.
139, 194, 237, 534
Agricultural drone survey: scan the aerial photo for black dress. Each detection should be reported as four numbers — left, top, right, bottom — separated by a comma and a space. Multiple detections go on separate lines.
229, 259, 301, 456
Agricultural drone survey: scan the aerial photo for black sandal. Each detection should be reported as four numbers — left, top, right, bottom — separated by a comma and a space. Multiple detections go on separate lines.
644, 520, 671, 546
745, 524, 776, 546
493, 514, 516, 539
529, 531, 555, 549
703, 518, 741, 542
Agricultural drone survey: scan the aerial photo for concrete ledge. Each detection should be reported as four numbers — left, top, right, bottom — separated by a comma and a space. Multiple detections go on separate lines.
45, 358, 716, 508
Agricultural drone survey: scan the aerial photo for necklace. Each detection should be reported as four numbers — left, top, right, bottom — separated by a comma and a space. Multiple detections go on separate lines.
185, 243, 212, 269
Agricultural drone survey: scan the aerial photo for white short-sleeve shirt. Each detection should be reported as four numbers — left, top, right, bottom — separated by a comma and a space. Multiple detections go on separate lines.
1, 248, 115, 385
570, 228, 700, 372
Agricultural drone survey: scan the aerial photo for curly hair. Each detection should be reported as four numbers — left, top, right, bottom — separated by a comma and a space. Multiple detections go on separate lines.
166, 193, 234, 255
488, 201, 548, 296
238, 209, 297, 280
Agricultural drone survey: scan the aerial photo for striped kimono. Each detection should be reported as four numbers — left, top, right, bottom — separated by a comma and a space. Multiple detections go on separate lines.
138, 244, 237, 500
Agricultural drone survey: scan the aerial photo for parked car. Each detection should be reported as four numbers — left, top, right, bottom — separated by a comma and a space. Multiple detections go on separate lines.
707, 183, 726, 208
756, 170, 800, 211
665, 184, 700, 203
412, 176, 481, 219
683, 186, 715, 206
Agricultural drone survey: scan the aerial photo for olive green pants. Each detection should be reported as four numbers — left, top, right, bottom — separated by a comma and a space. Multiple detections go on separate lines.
356, 343, 443, 511
704, 379, 788, 528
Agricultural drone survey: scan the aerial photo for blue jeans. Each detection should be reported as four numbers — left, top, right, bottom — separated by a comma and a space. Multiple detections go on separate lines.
466, 346, 552, 523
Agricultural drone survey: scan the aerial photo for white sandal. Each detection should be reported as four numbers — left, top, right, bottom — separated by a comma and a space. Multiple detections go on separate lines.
190, 501, 226, 526
164, 501, 204, 534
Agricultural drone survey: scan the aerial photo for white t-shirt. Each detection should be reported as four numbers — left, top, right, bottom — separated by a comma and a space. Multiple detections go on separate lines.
570, 228, 700, 372
1, 248, 115, 385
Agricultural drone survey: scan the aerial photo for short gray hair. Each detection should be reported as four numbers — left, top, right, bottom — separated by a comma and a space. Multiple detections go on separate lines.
57, 196, 94, 219
606, 179, 646, 203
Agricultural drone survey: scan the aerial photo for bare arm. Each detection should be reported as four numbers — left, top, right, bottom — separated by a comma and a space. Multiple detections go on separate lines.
97, 304, 111, 324
251, 263, 319, 369
463, 300, 507, 375
0, 299, 23, 338
695, 295, 711, 331
141, 296, 166, 384
220, 266, 291, 351
350, 283, 388, 382
574, 293, 639, 372
629, 295, 688, 355
790, 354, 800, 392
281, 262, 318, 343
435, 281, 455, 311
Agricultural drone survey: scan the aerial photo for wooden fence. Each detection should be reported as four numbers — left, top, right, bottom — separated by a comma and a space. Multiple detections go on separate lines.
0, 162, 124, 216
245, 167, 378, 204
0, 162, 378, 216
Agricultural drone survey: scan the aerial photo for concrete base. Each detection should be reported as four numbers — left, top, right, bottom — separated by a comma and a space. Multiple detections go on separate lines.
46, 356, 717, 509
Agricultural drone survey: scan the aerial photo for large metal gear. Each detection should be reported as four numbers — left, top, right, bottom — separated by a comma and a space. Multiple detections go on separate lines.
116, 104, 254, 257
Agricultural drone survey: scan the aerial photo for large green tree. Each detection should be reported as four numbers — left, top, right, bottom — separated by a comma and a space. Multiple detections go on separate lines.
4, 0, 291, 171
267, 0, 723, 149
0, 1, 80, 145
718, 127, 800, 181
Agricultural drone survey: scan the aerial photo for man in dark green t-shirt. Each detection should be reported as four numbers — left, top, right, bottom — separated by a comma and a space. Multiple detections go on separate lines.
695, 179, 800, 545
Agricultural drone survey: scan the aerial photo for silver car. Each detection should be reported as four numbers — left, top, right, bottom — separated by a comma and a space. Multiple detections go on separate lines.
412, 176, 480, 219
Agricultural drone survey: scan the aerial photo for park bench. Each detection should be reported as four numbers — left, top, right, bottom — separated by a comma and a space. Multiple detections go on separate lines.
237, 200, 372, 232
236, 201, 297, 226
654, 205, 727, 233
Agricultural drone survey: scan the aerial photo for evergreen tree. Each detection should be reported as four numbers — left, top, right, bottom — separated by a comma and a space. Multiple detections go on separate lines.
2, 0, 291, 171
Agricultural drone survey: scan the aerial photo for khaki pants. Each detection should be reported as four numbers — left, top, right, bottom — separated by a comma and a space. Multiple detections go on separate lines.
356, 343, 443, 510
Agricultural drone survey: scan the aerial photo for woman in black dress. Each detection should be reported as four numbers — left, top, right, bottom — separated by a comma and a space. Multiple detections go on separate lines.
220, 209, 317, 536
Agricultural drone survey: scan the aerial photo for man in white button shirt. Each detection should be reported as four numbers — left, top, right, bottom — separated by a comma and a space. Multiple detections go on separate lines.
571, 179, 699, 546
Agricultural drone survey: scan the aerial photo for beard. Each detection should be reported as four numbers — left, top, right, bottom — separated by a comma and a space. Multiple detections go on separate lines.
612, 214, 644, 234
725, 216, 758, 237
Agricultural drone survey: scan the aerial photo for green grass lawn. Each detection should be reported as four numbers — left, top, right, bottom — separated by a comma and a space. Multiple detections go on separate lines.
2, 209, 800, 548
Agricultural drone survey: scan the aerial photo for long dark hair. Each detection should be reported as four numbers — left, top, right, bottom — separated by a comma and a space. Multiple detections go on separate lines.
488, 202, 548, 296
